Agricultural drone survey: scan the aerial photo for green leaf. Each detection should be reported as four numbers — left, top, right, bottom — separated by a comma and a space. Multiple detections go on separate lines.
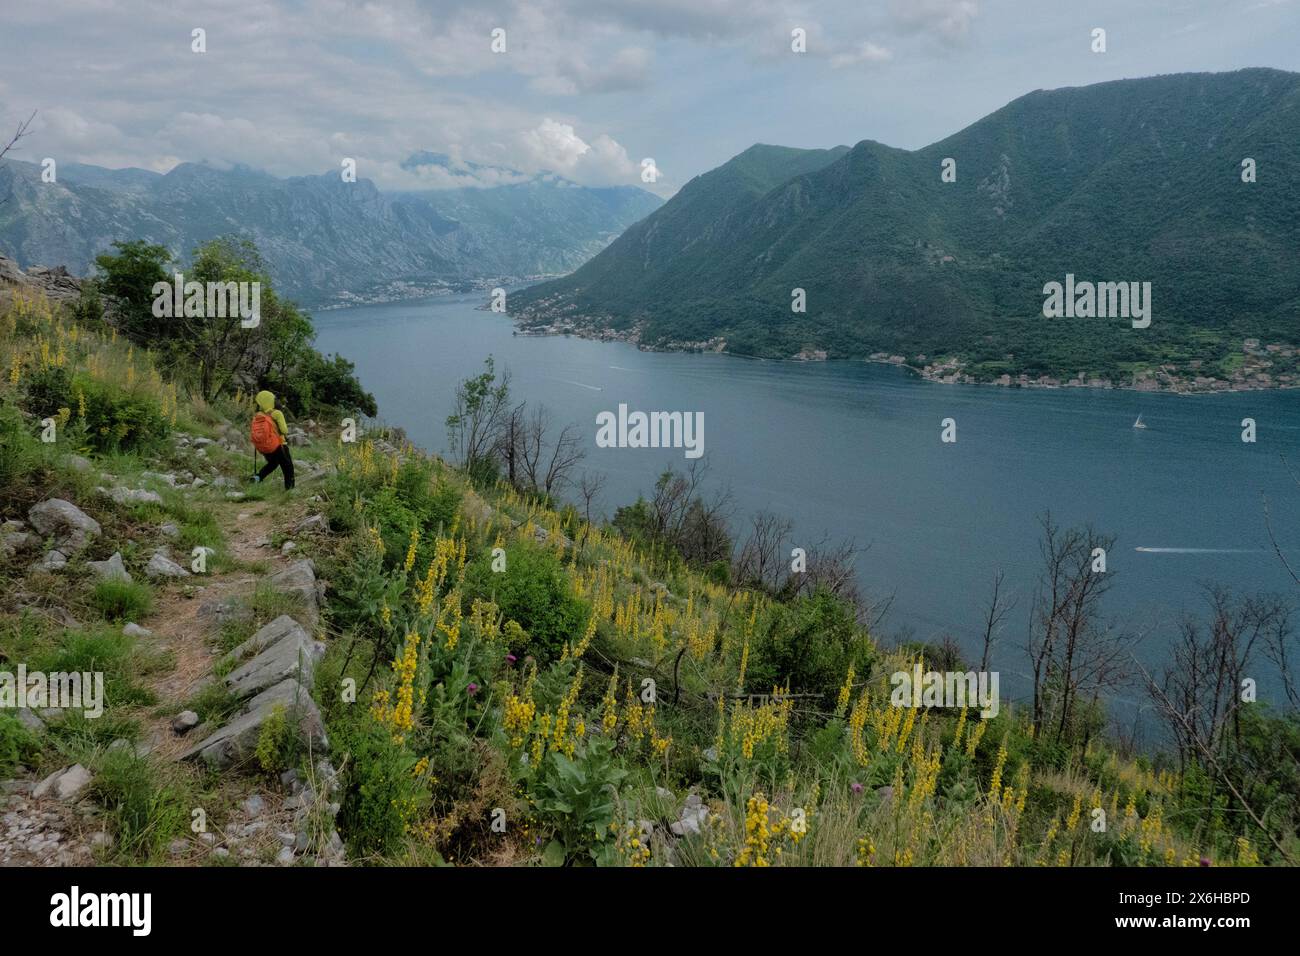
542, 839, 567, 867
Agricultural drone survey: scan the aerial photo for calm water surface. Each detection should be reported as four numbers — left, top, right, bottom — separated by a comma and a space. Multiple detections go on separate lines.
315, 293, 1300, 717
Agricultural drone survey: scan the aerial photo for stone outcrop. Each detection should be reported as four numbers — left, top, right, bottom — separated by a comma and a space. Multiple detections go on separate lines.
145, 551, 190, 579
267, 559, 323, 627
26, 499, 101, 552
222, 615, 324, 700
86, 551, 131, 583
32, 764, 92, 801
181, 678, 327, 770
181, 614, 327, 770
0, 255, 82, 302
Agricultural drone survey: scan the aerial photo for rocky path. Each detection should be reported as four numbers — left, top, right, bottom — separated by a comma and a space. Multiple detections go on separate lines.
2, 456, 344, 866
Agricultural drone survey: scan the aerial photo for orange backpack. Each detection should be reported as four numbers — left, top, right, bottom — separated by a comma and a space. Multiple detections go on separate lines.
251, 412, 282, 453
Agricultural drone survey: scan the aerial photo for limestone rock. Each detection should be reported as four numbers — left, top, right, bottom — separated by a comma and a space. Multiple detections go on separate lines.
26, 498, 101, 552
181, 679, 327, 770
293, 513, 329, 535
223, 615, 324, 700
145, 551, 190, 579
33, 764, 92, 801
86, 551, 131, 583
268, 559, 321, 627
670, 792, 709, 837
1, 528, 37, 557
37, 550, 67, 571
98, 485, 164, 506
197, 595, 254, 631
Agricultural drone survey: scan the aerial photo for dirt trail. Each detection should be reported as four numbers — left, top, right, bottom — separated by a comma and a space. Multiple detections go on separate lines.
142, 492, 309, 760
2, 470, 322, 867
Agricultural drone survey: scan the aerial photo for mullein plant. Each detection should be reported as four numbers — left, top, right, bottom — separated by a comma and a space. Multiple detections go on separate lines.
316, 427, 1242, 867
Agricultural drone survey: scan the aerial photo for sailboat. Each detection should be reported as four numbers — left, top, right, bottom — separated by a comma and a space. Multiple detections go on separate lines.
1132, 414, 1147, 430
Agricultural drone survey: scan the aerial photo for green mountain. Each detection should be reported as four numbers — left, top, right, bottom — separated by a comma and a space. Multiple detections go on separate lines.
510, 69, 1300, 387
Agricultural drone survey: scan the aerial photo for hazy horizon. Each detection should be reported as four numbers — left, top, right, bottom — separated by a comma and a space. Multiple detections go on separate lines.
3, 0, 1299, 198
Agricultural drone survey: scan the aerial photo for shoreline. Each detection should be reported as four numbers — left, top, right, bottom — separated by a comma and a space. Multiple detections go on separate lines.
507, 317, 1300, 396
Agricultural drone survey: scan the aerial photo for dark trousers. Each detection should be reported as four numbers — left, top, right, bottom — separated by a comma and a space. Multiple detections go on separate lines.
258, 444, 295, 489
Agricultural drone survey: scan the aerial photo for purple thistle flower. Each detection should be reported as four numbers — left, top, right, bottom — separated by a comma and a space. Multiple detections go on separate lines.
851, 782, 864, 794
505, 653, 518, 664
467, 682, 479, 695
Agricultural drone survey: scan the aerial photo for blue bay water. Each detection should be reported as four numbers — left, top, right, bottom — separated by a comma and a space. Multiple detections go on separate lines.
315, 293, 1300, 717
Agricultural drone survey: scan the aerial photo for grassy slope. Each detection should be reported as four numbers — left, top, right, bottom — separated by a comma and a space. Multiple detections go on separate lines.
0, 289, 1283, 867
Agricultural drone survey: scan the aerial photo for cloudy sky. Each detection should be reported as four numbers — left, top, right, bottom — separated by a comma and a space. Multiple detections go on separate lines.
2, 0, 1297, 196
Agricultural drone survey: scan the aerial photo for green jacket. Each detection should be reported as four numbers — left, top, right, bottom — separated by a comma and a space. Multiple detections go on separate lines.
255, 390, 288, 437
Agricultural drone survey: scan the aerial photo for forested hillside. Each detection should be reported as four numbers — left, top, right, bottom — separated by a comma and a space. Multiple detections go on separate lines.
511, 69, 1300, 387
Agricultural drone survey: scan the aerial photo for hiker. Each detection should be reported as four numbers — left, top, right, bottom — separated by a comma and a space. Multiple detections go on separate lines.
251, 390, 295, 490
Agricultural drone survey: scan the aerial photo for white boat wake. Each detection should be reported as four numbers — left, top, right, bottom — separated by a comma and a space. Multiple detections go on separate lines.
1134, 547, 1264, 554
563, 380, 603, 391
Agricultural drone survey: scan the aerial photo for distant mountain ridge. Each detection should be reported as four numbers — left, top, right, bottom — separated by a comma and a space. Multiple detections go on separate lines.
0, 156, 662, 305
509, 69, 1300, 390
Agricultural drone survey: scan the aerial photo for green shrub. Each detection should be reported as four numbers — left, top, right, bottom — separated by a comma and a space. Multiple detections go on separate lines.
531, 736, 627, 864
90, 577, 154, 622
465, 543, 589, 663
0, 713, 39, 777
271, 350, 377, 418
394, 459, 459, 532
334, 715, 427, 859
75, 373, 169, 455
255, 704, 291, 774
747, 589, 872, 704
368, 486, 420, 570
21, 365, 74, 416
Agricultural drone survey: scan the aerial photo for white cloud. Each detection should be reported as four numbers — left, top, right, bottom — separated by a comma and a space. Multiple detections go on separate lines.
830, 41, 894, 68
890, 0, 979, 42
517, 119, 638, 184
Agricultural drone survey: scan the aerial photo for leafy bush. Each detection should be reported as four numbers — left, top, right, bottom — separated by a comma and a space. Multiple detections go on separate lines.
465, 543, 589, 663
272, 350, 377, 418
334, 715, 428, 859
77, 374, 170, 455
255, 704, 291, 774
747, 589, 872, 704
531, 736, 627, 864
21, 364, 73, 416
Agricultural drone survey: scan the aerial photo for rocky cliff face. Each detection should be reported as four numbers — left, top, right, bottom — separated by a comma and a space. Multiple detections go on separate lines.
0, 253, 82, 303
